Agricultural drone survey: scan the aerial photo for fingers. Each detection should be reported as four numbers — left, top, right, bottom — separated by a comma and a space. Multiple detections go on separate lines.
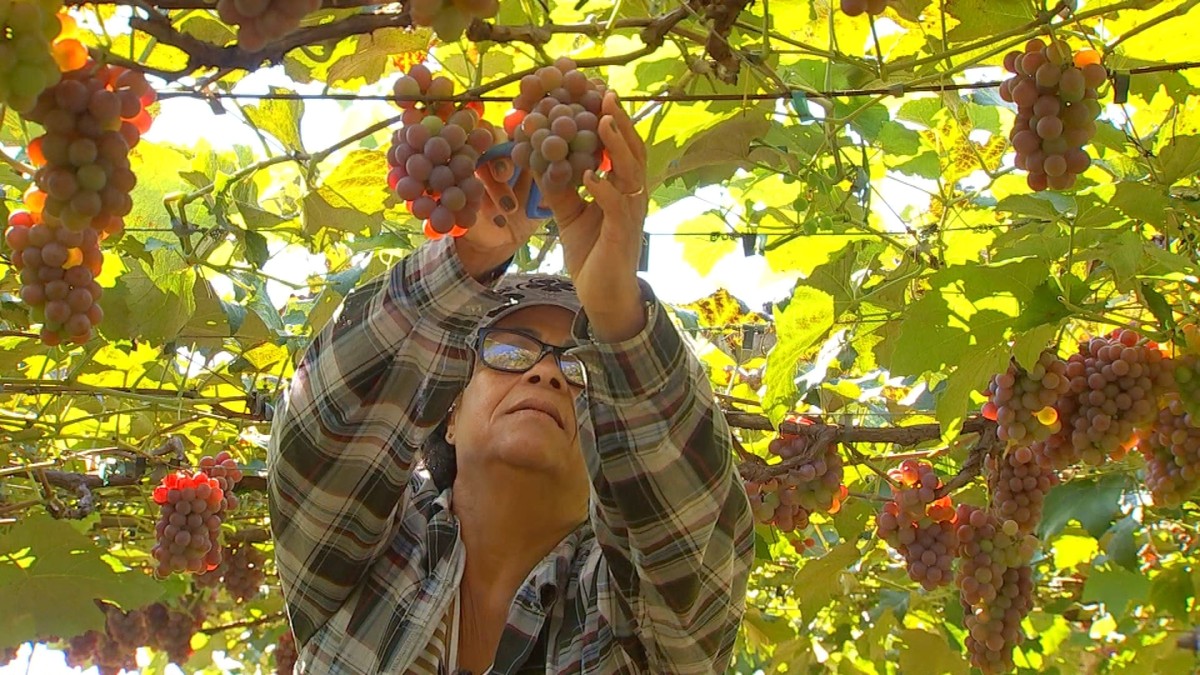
602, 91, 647, 165
477, 158, 519, 215
582, 170, 646, 224
538, 178, 587, 228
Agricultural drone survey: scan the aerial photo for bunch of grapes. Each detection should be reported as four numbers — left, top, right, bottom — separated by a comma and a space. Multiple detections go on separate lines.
772, 433, 848, 514
275, 630, 298, 675
24, 60, 156, 236
999, 39, 1106, 191
1061, 329, 1174, 465
0, 0, 65, 113
199, 450, 244, 512
215, 0, 321, 52
876, 459, 958, 589
4, 206, 104, 345
1172, 353, 1200, 417
150, 470, 227, 577
839, 0, 889, 17
197, 543, 266, 602
986, 446, 1058, 535
388, 65, 495, 237
1137, 398, 1200, 507
144, 602, 205, 665
954, 504, 1039, 673
407, 0, 499, 41
745, 422, 847, 533
60, 603, 147, 675
982, 351, 1071, 446
508, 57, 610, 192
960, 564, 1036, 673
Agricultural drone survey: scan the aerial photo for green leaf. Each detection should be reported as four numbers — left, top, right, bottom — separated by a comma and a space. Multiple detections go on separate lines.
243, 88, 306, 153
243, 229, 270, 269
326, 29, 421, 87
1110, 182, 1170, 227
1141, 282, 1176, 331
762, 287, 835, 425
1157, 135, 1200, 184
935, 341, 1009, 439
1082, 564, 1150, 617
945, 0, 1034, 41
996, 194, 1068, 221
1149, 564, 1194, 622
790, 540, 861, 620
103, 249, 198, 342
1105, 516, 1139, 572
898, 628, 970, 675
1038, 474, 1126, 539
893, 151, 941, 179
889, 259, 1048, 377
0, 514, 163, 648
302, 185, 383, 236
325, 149, 393, 217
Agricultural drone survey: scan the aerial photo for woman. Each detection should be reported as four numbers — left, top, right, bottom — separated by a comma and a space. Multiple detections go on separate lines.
267, 90, 754, 674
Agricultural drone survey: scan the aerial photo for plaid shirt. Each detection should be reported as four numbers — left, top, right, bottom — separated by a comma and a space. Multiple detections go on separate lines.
267, 236, 754, 674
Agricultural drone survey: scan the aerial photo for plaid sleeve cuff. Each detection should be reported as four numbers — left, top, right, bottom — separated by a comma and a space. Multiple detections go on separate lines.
390, 236, 510, 329
571, 280, 681, 404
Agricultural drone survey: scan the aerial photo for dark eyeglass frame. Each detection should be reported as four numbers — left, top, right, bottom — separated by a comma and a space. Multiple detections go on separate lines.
473, 327, 588, 388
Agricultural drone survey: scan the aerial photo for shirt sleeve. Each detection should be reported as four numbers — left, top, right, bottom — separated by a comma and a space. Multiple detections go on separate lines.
571, 281, 756, 674
267, 236, 506, 647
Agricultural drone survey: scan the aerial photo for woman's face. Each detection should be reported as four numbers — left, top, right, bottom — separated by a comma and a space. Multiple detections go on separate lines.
447, 305, 589, 495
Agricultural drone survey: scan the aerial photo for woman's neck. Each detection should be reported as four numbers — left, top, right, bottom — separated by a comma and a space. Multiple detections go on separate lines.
449, 467, 586, 673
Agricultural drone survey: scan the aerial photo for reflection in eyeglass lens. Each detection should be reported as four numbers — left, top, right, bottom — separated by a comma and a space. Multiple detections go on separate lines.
481, 333, 586, 386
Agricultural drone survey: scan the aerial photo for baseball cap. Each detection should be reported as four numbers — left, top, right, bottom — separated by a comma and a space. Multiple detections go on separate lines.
482, 273, 583, 328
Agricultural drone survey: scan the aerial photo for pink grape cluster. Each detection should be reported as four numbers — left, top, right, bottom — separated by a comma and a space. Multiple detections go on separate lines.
876, 459, 958, 589
508, 57, 610, 192
745, 420, 847, 533
986, 446, 1058, 535
388, 65, 498, 237
954, 504, 1039, 673
1060, 329, 1173, 465
1138, 398, 1200, 507
999, 39, 1106, 191
981, 351, 1070, 445
215, 0, 321, 52
151, 470, 227, 577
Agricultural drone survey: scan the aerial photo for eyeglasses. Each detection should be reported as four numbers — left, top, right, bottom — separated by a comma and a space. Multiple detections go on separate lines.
474, 327, 588, 388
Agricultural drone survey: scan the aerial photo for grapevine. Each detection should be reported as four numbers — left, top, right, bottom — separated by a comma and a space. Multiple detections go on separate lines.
981, 351, 1070, 446
876, 459, 957, 589
388, 64, 495, 238
215, 0, 322, 52
999, 39, 1106, 191
508, 57, 610, 192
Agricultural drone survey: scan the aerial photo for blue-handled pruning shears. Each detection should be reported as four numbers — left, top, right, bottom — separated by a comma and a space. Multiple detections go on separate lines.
477, 141, 554, 220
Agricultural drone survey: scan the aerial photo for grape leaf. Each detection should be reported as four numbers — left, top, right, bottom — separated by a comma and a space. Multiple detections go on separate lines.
899, 628, 970, 675
1149, 565, 1194, 622
790, 540, 860, 620
1038, 474, 1126, 539
0, 515, 163, 649
243, 89, 306, 153
1082, 565, 1149, 617
762, 287, 835, 425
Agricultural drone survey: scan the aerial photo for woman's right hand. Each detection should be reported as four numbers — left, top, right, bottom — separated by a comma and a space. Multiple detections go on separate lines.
454, 157, 544, 280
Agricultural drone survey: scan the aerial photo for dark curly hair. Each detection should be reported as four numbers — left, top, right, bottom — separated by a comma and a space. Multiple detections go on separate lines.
421, 416, 457, 492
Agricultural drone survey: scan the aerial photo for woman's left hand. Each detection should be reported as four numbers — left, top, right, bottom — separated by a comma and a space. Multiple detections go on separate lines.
536, 91, 650, 342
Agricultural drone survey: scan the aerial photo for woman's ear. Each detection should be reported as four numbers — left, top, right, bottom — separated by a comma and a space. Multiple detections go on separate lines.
444, 398, 461, 445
